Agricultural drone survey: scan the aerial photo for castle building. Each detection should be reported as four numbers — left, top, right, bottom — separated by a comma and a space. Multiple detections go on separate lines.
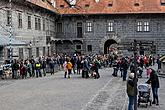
1, 0, 165, 63
0, 0, 58, 63
54, 0, 165, 55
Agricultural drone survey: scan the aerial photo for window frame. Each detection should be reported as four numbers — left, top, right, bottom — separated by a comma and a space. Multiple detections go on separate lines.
75, 45, 82, 50
137, 21, 142, 32
87, 45, 92, 52
43, 18, 45, 31
107, 21, 114, 32
144, 21, 150, 32
18, 12, 23, 28
27, 15, 31, 29
86, 22, 92, 32
56, 22, 63, 33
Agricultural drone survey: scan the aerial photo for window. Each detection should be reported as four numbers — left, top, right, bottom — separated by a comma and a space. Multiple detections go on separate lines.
46, 36, 51, 44
27, 16, 31, 29
144, 21, 149, 32
6, 10, 11, 26
35, 18, 38, 30
18, 13, 22, 28
107, 22, 114, 32
43, 47, 45, 56
35, 17, 41, 30
134, 3, 140, 6
60, 5, 64, 8
36, 47, 39, 57
77, 22, 83, 38
87, 22, 92, 32
161, 0, 165, 5
87, 45, 92, 52
85, 4, 89, 8
57, 23, 62, 33
38, 18, 41, 30
43, 18, 45, 31
137, 21, 142, 32
108, 3, 113, 7
76, 45, 82, 50
19, 48, 24, 59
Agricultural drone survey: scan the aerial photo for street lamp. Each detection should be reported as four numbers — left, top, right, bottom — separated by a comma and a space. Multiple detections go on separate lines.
133, 39, 138, 110
47, 42, 50, 56
9, 0, 12, 64
28, 41, 32, 58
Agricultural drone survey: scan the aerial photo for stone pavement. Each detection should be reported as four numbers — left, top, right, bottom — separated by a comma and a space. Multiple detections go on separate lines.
0, 65, 165, 110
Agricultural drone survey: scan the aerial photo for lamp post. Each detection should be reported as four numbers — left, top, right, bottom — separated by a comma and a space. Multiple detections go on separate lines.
47, 42, 50, 56
133, 39, 138, 110
28, 41, 32, 59
9, 0, 12, 64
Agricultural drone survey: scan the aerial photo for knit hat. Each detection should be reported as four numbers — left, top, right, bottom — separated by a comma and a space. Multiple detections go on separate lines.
129, 73, 134, 79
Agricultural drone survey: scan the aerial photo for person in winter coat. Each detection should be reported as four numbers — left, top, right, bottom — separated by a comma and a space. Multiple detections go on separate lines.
63, 60, 67, 78
82, 57, 90, 78
127, 72, 136, 110
121, 58, 129, 81
49, 59, 55, 75
66, 59, 72, 78
146, 68, 160, 105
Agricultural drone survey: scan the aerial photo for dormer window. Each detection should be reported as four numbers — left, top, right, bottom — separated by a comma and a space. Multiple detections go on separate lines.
134, 3, 140, 6
60, 5, 64, 8
95, 0, 100, 3
108, 3, 113, 7
85, 4, 89, 8
161, 0, 165, 5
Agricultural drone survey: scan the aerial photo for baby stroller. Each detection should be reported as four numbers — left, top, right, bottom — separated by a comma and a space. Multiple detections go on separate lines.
137, 83, 152, 108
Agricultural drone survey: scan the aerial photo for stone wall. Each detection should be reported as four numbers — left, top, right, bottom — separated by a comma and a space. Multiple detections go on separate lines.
0, 0, 56, 61
56, 14, 165, 55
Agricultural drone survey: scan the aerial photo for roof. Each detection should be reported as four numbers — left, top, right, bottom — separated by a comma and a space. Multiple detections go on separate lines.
55, 0, 165, 15
26, 0, 59, 14
0, 36, 27, 46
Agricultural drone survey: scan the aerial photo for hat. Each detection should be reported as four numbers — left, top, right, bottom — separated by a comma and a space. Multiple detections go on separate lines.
129, 73, 134, 79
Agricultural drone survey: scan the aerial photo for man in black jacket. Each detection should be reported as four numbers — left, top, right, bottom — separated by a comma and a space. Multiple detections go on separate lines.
146, 68, 160, 105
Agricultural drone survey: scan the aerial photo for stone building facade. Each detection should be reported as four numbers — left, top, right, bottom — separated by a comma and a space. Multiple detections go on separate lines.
55, 14, 165, 55
0, 0, 57, 62
54, 0, 165, 56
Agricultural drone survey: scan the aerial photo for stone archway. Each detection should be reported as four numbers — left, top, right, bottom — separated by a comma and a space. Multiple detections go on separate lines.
100, 35, 122, 54
104, 39, 117, 54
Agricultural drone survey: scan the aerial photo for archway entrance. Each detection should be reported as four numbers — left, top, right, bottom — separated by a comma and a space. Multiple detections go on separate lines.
104, 39, 117, 54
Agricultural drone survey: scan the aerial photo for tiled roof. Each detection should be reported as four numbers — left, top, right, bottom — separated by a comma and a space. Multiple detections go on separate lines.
55, 0, 165, 14
26, 0, 59, 14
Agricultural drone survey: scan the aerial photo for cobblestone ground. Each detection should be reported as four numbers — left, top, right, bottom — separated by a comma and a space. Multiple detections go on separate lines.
0, 80, 15, 87
0, 65, 165, 110
82, 77, 127, 110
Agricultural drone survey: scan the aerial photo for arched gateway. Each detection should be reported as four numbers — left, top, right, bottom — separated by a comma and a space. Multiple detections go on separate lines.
100, 35, 122, 54
104, 39, 117, 54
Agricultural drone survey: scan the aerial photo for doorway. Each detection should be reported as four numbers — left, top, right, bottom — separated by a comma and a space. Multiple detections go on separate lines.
104, 39, 117, 54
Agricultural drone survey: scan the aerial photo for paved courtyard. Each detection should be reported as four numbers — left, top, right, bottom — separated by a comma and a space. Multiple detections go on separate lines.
0, 66, 165, 110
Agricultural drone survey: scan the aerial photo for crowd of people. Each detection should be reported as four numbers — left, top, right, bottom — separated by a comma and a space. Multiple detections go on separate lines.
2, 53, 116, 79
1, 52, 162, 110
